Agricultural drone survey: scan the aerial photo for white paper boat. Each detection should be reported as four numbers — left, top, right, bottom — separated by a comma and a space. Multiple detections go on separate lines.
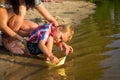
46, 56, 66, 67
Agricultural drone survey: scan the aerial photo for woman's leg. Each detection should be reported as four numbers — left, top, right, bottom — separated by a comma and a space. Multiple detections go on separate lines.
2, 20, 38, 54
2, 34, 25, 54
18, 20, 39, 37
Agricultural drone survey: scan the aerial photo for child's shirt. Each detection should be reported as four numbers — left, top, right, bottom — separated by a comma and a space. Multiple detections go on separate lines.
28, 23, 54, 44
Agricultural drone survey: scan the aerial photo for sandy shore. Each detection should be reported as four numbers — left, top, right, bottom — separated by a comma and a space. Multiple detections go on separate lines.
25, 1, 96, 26
0, 1, 96, 79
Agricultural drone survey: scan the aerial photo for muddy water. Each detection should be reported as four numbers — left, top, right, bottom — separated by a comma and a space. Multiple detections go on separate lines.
0, 0, 120, 80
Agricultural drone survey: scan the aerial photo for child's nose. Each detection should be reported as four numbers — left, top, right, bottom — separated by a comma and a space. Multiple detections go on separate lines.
57, 39, 61, 43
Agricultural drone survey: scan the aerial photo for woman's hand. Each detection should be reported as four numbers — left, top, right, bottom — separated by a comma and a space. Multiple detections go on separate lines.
21, 39, 31, 55
51, 21, 58, 27
35, 3, 58, 27
59, 42, 73, 56
13, 34, 30, 55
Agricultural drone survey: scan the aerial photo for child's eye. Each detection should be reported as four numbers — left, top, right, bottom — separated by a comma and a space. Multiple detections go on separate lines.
58, 36, 62, 43
60, 36, 63, 40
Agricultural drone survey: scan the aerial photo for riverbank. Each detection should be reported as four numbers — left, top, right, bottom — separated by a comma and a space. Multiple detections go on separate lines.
0, 1, 96, 80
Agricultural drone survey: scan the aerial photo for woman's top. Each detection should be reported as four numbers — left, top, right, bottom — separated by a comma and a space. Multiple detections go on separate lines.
0, 0, 42, 9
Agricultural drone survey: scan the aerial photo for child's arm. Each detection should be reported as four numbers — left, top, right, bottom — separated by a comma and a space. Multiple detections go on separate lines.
56, 42, 73, 56
38, 40, 59, 64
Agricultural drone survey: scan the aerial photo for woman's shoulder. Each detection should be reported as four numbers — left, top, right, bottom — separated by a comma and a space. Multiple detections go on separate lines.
0, 0, 10, 9
35, 0, 42, 6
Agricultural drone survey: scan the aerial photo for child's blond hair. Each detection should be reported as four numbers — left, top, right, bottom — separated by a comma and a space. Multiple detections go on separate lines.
57, 24, 74, 42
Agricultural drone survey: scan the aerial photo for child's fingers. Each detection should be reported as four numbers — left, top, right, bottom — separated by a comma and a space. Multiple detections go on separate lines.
50, 56, 59, 64
69, 46, 73, 53
64, 46, 73, 55
65, 49, 69, 56
59, 43, 63, 51
53, 58, 59, 64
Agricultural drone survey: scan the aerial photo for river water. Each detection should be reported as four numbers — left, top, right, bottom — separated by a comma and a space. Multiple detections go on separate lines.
69, 0, 120, 80
53, 0, 120, 80
0, 0, 120, 80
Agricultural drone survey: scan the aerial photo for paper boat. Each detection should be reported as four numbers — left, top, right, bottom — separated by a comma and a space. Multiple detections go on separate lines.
46, 56, 66, 67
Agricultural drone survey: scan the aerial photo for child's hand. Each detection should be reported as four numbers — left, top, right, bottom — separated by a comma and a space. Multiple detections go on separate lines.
64, 45, 73, 55
59, 42, 73, 55
49, 55, 59, 64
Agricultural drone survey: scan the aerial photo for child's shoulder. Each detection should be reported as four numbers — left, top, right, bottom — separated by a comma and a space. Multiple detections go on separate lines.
43, 23, 49, 27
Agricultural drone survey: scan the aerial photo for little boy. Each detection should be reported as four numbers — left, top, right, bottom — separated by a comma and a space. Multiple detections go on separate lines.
26, 23, 74, 64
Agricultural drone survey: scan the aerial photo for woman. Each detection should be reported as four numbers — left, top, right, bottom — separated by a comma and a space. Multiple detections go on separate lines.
0, 0, 73, 55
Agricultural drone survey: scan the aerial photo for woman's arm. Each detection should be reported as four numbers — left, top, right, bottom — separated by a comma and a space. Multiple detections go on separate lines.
0, 0, 27, 40
0, 7, 24, 41
35, 3, 58, 26
8, 1, 26, 32
0, 7, 16, 37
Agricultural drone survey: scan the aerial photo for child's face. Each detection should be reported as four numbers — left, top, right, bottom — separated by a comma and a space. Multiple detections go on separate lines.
53, 27, 68, 43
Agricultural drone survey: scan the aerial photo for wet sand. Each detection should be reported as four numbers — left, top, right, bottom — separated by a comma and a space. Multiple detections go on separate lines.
0, 1, 96, 80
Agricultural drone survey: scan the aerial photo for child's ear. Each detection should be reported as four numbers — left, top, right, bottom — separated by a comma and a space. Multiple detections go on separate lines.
57, 27, 63, 31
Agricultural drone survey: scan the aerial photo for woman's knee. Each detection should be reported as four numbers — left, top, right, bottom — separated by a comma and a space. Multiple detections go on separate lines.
22, 20, 39, 30
19, 20, 39, 36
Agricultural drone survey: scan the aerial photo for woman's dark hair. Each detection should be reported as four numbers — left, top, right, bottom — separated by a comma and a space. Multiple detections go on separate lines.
10, 0, 35, 15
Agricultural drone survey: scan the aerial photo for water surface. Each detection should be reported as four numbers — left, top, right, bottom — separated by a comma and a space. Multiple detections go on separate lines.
69, 0, 120, 80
